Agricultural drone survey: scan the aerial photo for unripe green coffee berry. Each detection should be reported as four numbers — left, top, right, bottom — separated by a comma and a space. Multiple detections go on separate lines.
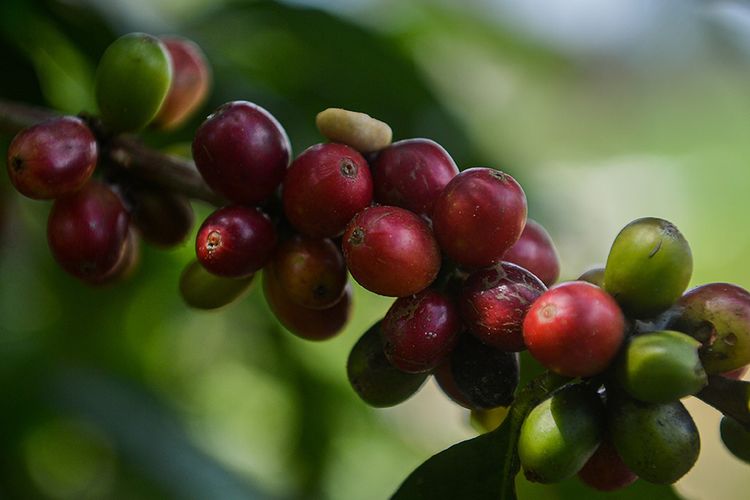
95, 33, 172, 132
347, 322, 428, 407
720, 415, 750, 463
179, 260, 254, 310
604, 217, 692, 318
616, 330, 707, 403
518, 384, 604, 483
578, 266, 605, 287
608, 391, 700, 484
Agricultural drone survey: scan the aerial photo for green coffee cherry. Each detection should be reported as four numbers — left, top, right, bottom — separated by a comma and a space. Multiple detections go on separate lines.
95, 33, 172, 132
616, 330, 707, 403
608, 391, 700, 484
518, 384, 604, 483
720, 416, 750, 463
347, 322, 428, 407
578, 266, 604, 287
604, 217, 692, 318
179, 260, 254, 310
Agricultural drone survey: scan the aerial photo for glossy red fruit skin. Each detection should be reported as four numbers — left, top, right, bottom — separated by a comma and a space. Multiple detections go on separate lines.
196, 205, 276, 278
192, 101, 291, 204
283, 143, 372, 237
371, 138, 458, 218
47, 181, 129, 281
432, 168, 527, 269
7, 116, 97, 200
502, 219, 560, 286
434, 358, 473, 409
382, 289, 462, 373
523, 281, 625, 377
263, 271, 351, 341
578, 439, 638, 492
342, 205, 441, 297
460, 262, 546, 352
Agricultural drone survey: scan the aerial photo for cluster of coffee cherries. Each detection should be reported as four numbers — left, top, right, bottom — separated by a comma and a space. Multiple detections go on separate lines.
5, 33, 210, 283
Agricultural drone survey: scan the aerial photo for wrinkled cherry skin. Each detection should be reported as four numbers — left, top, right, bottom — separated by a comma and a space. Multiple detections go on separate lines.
47, 181, 129, 281
460, 262, 546, 352
196, 205, 276, 278
342, 205, 441, 297
7, 116, 97, 200
262, 271, 351, 341
432, 168, 527, 269
192, 101, 291, 204
283, 143, 372, 237
502, 219, 560, 287
523, 281, 625, 377
269, 235, 347, 310
577, 439, 638, 492
382, 289, 461, 373
371, 138, 458, 218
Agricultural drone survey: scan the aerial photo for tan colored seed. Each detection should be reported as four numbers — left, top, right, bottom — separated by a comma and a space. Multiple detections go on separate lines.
315, 108, 392, 153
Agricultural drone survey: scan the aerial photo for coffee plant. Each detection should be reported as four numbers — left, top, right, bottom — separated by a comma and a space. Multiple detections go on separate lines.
3, 28, 750, 500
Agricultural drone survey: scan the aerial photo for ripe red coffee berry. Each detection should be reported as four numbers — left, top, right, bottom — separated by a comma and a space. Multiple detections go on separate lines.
381, 289, 461, 373
502, 219, 560, 286
460, 262, 546, 352
7, 116, 97, 200
523, 281, 625, 377
47, 181, 129, 281
432, 168, 527, 269
192, 101, 291, 204
578, 439, 638, 492
196, 205, 276, 278
343, 205, 441, 297
371, 138, 458, 218
283, 143, 372, 237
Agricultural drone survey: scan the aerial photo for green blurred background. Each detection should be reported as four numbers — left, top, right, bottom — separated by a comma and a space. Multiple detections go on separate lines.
1, 0, 749, 498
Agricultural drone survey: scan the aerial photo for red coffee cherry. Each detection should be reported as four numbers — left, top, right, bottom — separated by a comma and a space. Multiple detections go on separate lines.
269, 235, 347, 310
432, 168, 527, 269
263, 271, 351, 341
88, 228, 141, 286
7, 116, 97, 200
578, 439, 638, 492
47, 181, 129, 281
381, 289, 461, 373
283, 143, 372, 237
502, 219, 560, 286
196, 205, 276, 278
342, 205, 441, 297
130, 188, 194, 248
371, 138, 458, 218
460, 262, 546, 352
523, 281, 625, 377
192, 101, 291, 204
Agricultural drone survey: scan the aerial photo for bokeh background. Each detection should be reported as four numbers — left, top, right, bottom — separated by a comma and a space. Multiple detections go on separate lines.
1, 0, 750, 498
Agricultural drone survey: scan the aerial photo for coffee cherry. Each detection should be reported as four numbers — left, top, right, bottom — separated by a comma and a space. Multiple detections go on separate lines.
502, 219, 560, 287
720, 416, 750, 464
608, 391, 700, 484
130, 188, 194, 248
7, 117, 97, 200
343, 205, 441, 297
433, 359, 472, 409
577, 439, 638, 492
315, 108, 392, 153
449, 334, 519, 409
179, 259, 254, 310
95, 33, 172, 132
262, 271, 351, 341
460, 262, 546, 352
153, 36, 211, 130
89, 228, 141, 285
283, 143, 372, 237
47, 181, 129, 281
578, 266, 605, 287
269, 235, 347, 310
371, 138, 458, 218
616, 330, 707, 403
518, 384, 604, 484
347, 321, 428, 407
432, 168, 527, 269
523, 281, 625, 377
722, 366, 748, 380
193, 101, 291, 204
381, 289, 461, 373
667, 283, 750, 374
604, 217, 692, 318
196, 205, 276, 278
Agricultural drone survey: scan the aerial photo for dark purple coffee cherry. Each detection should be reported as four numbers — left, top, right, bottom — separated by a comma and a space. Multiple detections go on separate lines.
502, 219, 560, 286
578, 439, 638, 492
130, 188, 194, 248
